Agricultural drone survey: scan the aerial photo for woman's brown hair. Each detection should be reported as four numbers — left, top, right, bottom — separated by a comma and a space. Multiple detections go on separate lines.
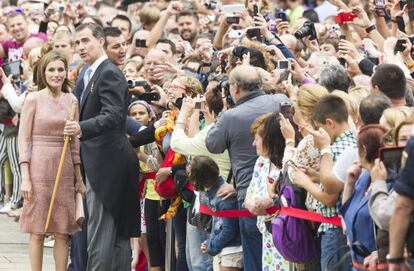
251, 113, 286, 168
36, 51, 73, 94
358, 125, 388, 164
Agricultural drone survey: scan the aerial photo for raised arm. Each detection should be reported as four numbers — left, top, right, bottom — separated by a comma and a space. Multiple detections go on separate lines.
146, 2, 180, 48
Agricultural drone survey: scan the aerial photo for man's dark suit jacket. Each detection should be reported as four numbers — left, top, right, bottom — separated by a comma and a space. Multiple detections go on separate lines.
79, 58, 140, 237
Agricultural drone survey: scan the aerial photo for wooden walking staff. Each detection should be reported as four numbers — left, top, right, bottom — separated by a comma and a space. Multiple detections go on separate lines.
44, 101, 77, 232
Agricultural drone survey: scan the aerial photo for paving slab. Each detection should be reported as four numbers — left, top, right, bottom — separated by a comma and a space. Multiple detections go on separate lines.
0, 214, 54, 271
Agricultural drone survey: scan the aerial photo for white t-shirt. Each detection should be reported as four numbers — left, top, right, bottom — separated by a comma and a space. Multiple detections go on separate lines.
333, 147, 359, 183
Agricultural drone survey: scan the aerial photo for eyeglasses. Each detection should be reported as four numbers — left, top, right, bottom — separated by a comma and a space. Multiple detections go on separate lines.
170, 84, 187, 91
6, 9, 24, 16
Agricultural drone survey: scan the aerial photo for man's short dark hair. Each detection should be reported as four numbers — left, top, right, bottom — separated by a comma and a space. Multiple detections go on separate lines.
176, 10, 199, 22
157, 39, 177, 54
189, 156, 219, 191
312, 95, 349, 124
103, 27, 123, 48
76, 23, 105, 40
303, 9, 319, 23
371, 64, 406, 99
359, 93, 392, 125
80, 16, 103, 27
111, 14, 132, 33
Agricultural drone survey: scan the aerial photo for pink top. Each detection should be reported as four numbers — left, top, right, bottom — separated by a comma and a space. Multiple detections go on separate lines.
1, 32, 48, 62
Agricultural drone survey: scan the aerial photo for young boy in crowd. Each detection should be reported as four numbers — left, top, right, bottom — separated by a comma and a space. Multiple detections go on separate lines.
188, 156, 243, 271
306, 95, 358, 270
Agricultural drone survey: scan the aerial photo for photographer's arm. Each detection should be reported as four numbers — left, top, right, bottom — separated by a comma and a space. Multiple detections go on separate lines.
146, 11, 170, 48
213, 16, 230, 50
1, 83, 26, 113
354, 7, 385, 50
375, 16, 391, 38
205, 113, 228, 154
369, 182, 396, 231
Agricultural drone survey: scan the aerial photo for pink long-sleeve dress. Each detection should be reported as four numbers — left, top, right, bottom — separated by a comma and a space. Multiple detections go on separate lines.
18, 90, 80, 235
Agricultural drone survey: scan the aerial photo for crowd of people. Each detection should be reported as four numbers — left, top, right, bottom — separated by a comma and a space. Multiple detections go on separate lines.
0, 0, 414, 270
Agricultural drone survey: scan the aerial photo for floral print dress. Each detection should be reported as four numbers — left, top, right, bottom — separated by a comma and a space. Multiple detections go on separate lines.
246, 156, 290, 271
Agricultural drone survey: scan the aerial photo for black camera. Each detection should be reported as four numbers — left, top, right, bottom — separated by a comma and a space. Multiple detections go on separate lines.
204, 1, 218, 9
294, 21, 317, 40
137, 92, 161, 103
394, 39, 407, 54
2, 60, 22, 79
217, 78, 235, 107
127, 79, 151, 91
135, 39, 147, 48
246, 28, 261, 40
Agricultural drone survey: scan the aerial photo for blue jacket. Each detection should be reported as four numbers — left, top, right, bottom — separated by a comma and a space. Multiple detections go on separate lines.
205, 177, 241, 256
340, 170, 376, 264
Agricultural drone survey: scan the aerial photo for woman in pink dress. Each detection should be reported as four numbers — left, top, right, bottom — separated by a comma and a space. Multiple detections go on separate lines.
18, 51, 85, 271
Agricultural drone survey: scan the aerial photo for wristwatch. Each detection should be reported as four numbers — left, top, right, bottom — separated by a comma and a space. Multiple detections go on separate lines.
365, 25, 376, 34
320, 147, 332, 156
386, 254, 405, 264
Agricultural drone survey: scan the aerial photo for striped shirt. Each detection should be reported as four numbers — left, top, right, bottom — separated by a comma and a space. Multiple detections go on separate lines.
318, 130, 357, 233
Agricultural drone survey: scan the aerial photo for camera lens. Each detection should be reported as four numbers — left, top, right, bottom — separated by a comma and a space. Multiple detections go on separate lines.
127, 80, 135, 88
294, 22, 312, 39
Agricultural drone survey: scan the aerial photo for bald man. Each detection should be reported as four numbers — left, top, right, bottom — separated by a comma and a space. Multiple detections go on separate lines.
143, 48, 169, 86
205, 64, 290, 271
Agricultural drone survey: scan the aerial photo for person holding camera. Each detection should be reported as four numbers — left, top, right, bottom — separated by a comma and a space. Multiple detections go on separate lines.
205, 63, 289, 271
170, 79, 232, 271
154, 75, 203, 271
339, 125, 389, 270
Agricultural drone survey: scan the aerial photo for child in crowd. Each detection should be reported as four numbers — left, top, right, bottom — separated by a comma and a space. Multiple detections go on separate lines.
188, 156, 243, 271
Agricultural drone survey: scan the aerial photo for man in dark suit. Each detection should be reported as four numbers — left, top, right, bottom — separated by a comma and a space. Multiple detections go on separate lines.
64, 23, 140, 271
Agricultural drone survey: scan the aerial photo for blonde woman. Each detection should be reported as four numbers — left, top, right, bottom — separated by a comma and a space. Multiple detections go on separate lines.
281, 84, 330, 212
380, 106, 414, 130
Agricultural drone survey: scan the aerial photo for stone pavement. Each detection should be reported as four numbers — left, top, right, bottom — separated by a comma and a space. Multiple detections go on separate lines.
0, 214, 54, 271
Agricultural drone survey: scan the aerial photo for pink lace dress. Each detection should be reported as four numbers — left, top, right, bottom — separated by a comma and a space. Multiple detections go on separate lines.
18, 91, 80, 235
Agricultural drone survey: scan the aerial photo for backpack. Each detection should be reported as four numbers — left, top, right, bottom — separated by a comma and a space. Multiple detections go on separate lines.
271, 166, 319, 264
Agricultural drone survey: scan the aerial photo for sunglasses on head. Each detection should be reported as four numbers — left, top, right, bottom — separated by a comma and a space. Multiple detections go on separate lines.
6, 9, 24, 16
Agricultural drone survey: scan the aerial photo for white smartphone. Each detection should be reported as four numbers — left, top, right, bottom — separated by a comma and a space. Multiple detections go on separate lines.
276, 59, 292, 70
228, 30, 244, 39
221, 4, 245, 14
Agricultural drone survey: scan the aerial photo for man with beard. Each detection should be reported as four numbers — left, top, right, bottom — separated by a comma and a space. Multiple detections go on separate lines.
146, 2, 200, 49
0, 11, 47, 63
104, 27, 128, 67
176, 10, 199, 47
